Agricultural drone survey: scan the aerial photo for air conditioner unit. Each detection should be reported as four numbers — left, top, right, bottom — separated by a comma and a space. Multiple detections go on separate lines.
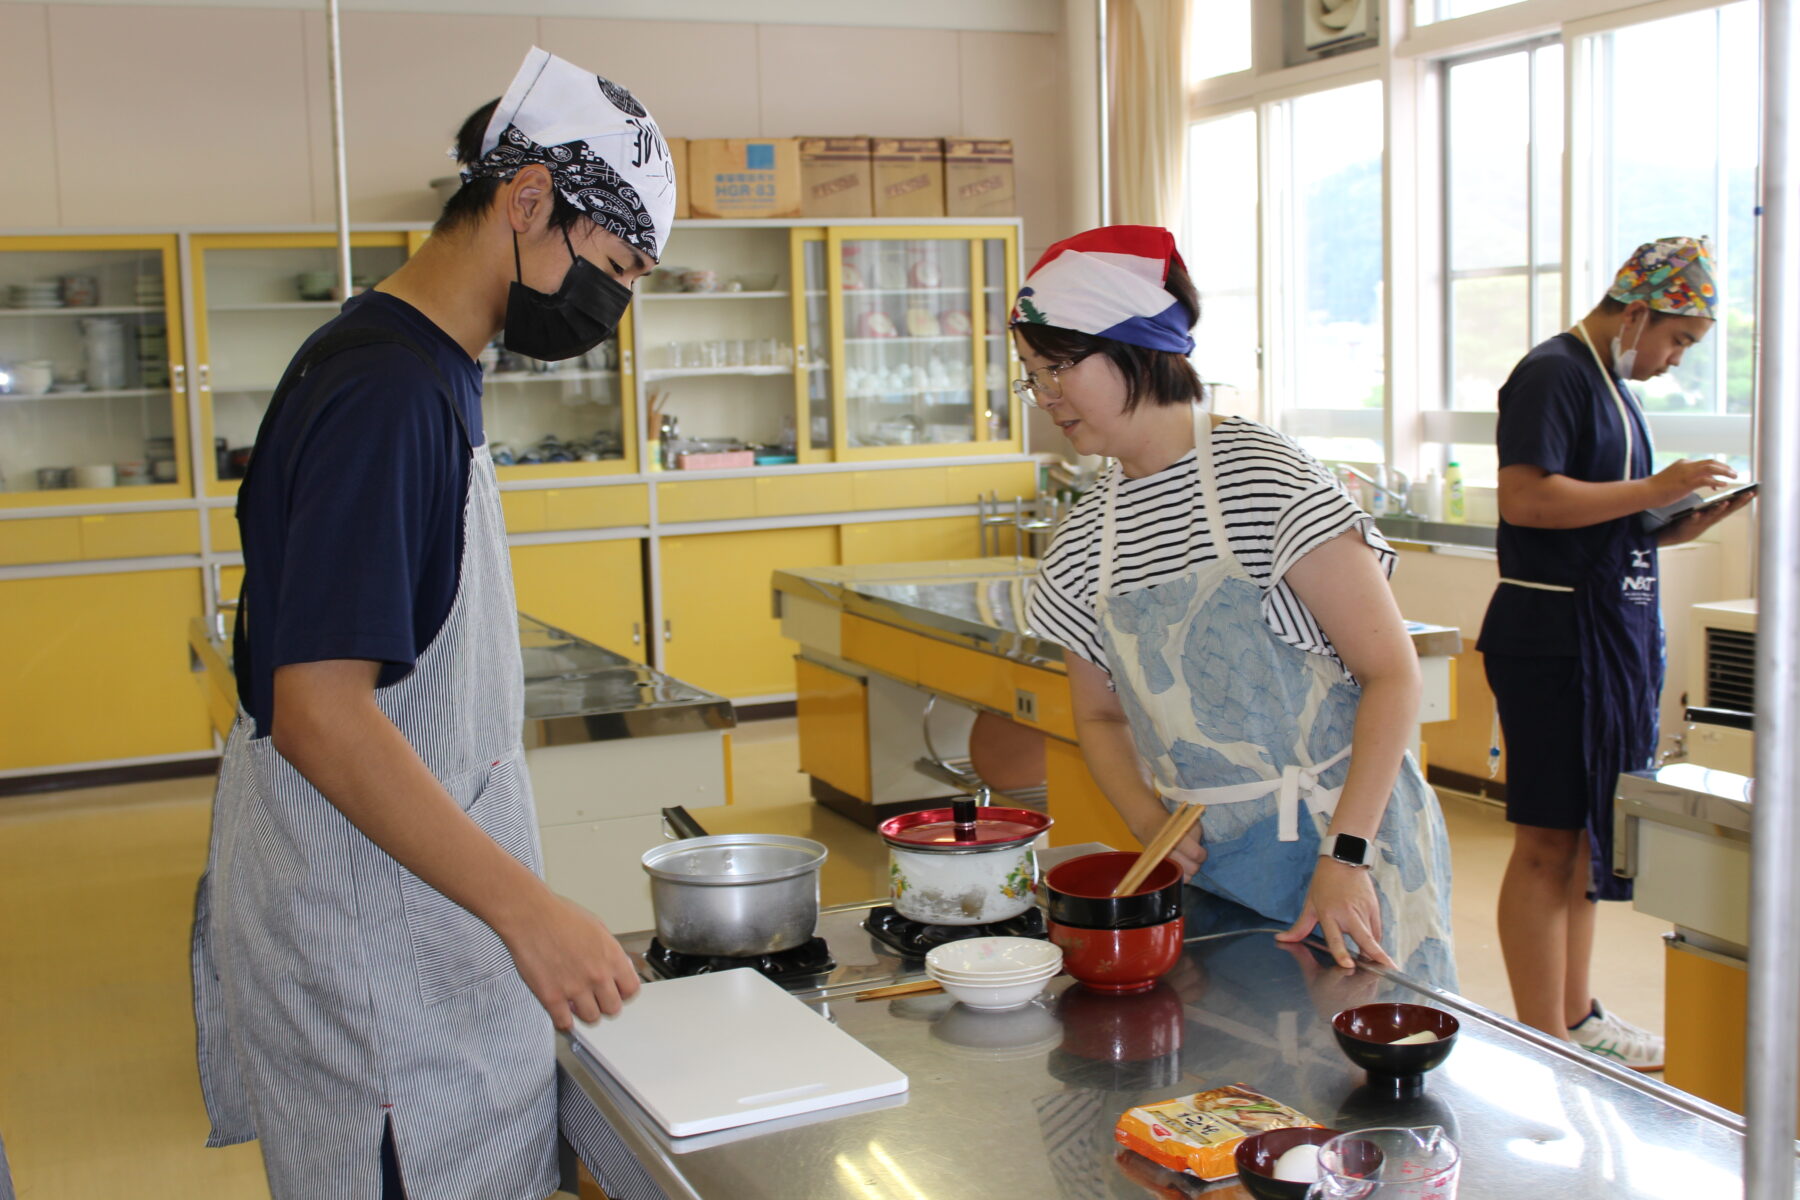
1297, 0, 1376, 57
1685, 599, 1755, 775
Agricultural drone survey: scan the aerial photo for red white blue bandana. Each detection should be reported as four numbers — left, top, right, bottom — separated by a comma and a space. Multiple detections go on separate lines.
1010, 225, 1195, 354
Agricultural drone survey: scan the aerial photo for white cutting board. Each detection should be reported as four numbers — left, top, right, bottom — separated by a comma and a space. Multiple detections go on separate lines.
571, 968, 909, 1137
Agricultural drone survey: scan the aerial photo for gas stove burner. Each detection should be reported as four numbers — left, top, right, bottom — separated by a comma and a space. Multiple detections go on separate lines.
644, 937, 835, 986
862, 905, 1048, 957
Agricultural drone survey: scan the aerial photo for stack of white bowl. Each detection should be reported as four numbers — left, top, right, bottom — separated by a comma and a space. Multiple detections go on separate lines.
924, 936, 1063, 1012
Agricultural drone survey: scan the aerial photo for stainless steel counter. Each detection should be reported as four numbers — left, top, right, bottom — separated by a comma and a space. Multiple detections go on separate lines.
517, 616, 734, 743
772, 559, 1462, 665
187, 612, 734, 743
559, 878, 1788, 1198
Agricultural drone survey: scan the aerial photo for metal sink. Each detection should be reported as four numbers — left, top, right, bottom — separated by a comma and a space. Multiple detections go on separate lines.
1376, 517, 1497, 551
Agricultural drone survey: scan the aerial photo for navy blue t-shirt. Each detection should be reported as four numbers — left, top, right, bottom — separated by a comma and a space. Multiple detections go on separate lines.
235, 291, 484, 737
1477, 331, 1653, 658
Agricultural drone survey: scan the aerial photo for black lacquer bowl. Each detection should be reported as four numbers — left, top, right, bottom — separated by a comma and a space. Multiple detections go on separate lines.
1233, 1127, 1350, 1200
1331, 1002, 1460, 1098
1041, 851, 1183, 929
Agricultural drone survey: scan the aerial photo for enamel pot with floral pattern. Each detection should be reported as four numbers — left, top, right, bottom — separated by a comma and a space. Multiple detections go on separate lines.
878, 799, 1053, 925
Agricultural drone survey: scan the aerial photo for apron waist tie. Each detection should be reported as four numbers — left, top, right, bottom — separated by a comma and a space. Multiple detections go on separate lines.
1162, 743, 1354, 842
1499, 577, 1576, 593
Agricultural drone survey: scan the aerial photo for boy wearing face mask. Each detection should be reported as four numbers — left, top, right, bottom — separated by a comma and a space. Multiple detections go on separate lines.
1477, 236, 1751, 1072
190, 49, 673, 1200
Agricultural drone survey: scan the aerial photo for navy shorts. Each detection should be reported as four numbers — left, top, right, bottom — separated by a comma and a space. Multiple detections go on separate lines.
1485, 652, 1589, 831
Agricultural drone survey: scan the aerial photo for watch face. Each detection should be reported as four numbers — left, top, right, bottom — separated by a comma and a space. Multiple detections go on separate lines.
1333, 834, 1371, 866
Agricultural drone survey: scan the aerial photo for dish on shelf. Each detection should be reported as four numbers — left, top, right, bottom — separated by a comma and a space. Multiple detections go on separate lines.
939, 309, 972, 336
857, 312, 898, 338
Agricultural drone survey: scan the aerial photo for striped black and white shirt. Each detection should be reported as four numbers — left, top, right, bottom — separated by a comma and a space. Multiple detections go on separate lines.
1028, 417, 1395, 678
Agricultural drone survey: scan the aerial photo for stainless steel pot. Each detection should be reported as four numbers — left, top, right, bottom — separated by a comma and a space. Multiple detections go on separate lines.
641, 833, 828, 957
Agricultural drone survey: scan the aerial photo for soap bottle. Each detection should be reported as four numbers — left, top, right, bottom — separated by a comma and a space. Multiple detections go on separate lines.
1418, 470, 1442, 521
1445, 462, 1466, 524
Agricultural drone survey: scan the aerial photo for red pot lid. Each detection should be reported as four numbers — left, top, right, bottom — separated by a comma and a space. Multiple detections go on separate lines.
879, 803, 1052, 849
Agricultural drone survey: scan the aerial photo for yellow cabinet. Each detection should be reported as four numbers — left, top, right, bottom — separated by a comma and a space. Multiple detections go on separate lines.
821, 225, 1022, 460
840, 515, 980, 565
0, 518, 83, 567
795, 658, 870, 801
0, 233, 192, 508
510, 539, 646, 659
660, 526, 838, 699
0, 569, 211, 770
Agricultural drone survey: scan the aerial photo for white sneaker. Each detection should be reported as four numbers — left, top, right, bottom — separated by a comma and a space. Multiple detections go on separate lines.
1568, 1000, 1664, 1072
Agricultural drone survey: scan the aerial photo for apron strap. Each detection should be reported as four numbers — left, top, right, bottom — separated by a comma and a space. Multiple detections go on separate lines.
1191, 404, 1246, 577
1498, 577, 1576, 593
1574, 322, 1653, 481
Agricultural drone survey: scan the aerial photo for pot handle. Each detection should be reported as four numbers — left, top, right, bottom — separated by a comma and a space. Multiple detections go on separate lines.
661, 806, 711, 841
952, 797, 978, 842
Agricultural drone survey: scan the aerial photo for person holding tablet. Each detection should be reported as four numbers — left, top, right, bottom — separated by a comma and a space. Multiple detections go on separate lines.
1478, 236, 1753, 1070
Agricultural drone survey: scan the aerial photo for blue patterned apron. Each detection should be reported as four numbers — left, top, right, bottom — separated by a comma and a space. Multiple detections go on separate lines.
190, 330, 660, 1199
1095, 408, 1457, 990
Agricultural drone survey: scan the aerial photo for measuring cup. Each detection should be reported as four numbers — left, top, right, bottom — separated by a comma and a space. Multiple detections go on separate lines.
1306, 1126, 1460, 1200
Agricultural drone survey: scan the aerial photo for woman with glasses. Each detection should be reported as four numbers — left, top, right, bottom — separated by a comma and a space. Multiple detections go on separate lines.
1020, 226, 1455, 986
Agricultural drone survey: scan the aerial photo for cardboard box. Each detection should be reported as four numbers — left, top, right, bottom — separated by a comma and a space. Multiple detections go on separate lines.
945, 138, 1015, 218
799, 137, 873, 218
667, 137, 689, 220
871, 137, 946, 218
686, 138, 802, 220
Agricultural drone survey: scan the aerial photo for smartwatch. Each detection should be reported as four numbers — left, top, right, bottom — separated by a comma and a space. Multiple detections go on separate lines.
1321, 833, 1373, 869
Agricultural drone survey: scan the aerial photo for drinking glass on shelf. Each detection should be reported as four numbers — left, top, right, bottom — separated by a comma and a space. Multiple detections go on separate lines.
757, 338, 779, 367
704, 340, 726, 368
665, 340, 683, 369
726, 339, 747, 368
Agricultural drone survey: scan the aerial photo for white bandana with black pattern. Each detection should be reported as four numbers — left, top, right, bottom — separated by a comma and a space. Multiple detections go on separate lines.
462, 46, 676, 260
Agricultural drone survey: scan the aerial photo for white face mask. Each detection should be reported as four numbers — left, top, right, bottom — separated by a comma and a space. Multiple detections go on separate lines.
1611, 316, 1643, 381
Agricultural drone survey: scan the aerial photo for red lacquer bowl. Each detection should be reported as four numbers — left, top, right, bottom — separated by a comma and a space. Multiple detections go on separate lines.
1048, 916, 1184, 994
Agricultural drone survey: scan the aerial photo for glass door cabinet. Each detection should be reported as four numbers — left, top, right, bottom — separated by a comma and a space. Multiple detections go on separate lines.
822, 225, 1020, 461
0, 235, 189, 504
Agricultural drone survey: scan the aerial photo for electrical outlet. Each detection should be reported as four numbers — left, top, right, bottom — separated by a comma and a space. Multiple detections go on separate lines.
1014, 688, 1038, 722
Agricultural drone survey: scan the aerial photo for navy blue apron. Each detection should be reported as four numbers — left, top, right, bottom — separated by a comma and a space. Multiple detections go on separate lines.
1570, 325, 1661, 902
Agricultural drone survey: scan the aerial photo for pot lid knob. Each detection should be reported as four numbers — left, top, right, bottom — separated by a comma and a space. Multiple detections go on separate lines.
952, 797, 978, 841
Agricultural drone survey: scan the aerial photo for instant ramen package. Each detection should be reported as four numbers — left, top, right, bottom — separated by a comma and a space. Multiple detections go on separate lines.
1114, 1084, 1322, 1181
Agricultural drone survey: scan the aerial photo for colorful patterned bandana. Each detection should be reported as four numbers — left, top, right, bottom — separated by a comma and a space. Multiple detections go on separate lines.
1607, 236, 1718, 319
1010, 225, 1196, 354
462, 47, 676, 261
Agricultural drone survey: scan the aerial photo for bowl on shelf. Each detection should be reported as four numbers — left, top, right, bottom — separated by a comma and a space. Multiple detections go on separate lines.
1234, 1127, 1347, 1200
731, 274, 778, 292
1331, 1003, 1460, 1098
1042, 851, 1183, 930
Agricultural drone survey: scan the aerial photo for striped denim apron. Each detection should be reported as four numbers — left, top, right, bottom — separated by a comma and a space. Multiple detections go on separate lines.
190, 335, 658, 1198
1095, 407, 1457, 990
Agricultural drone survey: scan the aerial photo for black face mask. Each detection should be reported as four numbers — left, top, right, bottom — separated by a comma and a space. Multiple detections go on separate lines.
502, 229, 632, 361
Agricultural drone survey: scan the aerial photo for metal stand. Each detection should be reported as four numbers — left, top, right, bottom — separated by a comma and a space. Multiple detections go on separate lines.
1747, 2, 1800, 1194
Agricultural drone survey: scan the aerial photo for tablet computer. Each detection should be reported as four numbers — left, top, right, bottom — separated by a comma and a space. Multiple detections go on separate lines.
1638, 481, 1757, 535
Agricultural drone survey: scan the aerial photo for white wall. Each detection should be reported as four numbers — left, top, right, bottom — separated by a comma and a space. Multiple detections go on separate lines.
2, 2, 1079, 263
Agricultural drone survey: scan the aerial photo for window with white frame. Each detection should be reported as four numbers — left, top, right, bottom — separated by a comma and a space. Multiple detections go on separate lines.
1185, 110, 1260, 417
1434, 39, 1564, 486
1415, 0, 1524, 24
1575, 0, 1759, 471
1265, 78, 1386, 462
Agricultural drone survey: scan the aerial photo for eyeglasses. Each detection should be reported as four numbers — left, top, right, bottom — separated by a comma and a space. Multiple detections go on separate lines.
1010, 359, 1082, 407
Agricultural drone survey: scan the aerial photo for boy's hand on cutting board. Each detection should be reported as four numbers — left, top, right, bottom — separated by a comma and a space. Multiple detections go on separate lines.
499, 891, 642, 1030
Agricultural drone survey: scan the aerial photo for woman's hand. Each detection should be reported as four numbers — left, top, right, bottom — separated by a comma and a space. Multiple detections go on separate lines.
1275, 860, 1395, 970
1125, 809, 1207, 880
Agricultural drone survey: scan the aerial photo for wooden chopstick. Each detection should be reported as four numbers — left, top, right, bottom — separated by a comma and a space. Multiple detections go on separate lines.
1111, 802, 1205, 897
855, 979, 945, 1002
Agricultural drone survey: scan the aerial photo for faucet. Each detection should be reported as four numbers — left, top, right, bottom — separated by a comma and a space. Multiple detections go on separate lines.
1338, 465, 1422, 520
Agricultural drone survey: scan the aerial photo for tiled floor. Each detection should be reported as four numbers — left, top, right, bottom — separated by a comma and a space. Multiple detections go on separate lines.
0, 718, 1672, 1199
